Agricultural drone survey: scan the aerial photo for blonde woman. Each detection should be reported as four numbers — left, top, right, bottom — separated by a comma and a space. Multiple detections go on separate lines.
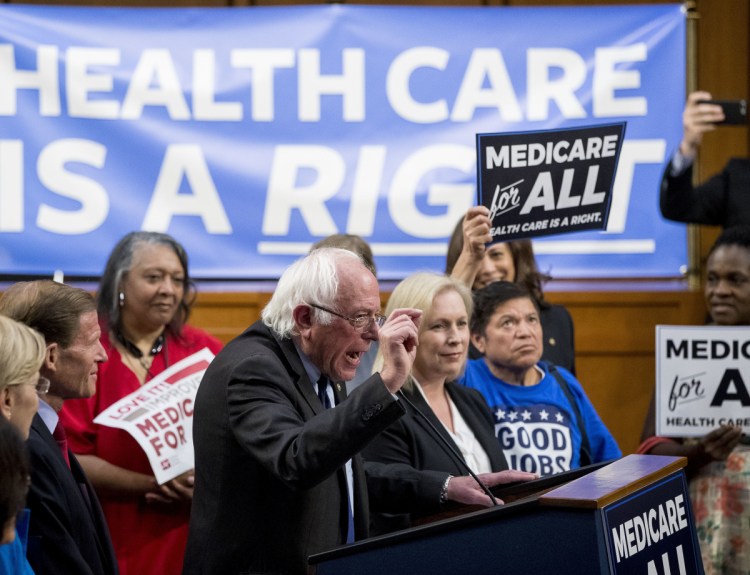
0, 314, 47, 439
0, 314, 46, 574
364, 272, 532, 535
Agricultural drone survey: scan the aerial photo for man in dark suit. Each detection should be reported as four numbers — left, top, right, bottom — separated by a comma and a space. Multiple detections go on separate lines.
184, 248, 424, 575
660, 90, 750, 227
0, 281, 117, 575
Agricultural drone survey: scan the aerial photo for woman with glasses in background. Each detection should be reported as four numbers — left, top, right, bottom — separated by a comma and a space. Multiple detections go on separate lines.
0, 313, 47, 574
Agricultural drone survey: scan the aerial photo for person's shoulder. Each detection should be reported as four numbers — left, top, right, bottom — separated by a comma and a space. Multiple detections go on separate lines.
25, 424, 62, 481
223, 320, 284, 357
461, 358, 484, 381
448, 381, 490, 406
26, 415, 49, 447
447, 379, 475, 397
542, 362, 580, 387
726, 157, 750, 172
205, 321, 291, 375
465, 357, 485, 371
541, 303, 573, 323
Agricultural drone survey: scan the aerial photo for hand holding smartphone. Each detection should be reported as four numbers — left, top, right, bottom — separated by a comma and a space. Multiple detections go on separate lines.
698, 99, 748, 126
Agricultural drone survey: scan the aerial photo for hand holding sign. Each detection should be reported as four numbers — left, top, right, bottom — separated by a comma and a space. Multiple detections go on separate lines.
449, 206, 494, 288
462, 206, 493, 261
699, 424, 743, 462
145, 470, 195, 505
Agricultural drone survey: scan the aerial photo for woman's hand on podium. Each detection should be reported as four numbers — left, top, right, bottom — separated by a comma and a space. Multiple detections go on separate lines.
447, 470, 538, 507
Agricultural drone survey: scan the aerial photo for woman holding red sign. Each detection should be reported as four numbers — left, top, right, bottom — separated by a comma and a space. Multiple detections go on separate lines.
61, 232, 222, 575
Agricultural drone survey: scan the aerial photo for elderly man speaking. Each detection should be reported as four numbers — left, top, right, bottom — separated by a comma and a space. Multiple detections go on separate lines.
183, 248, 421, 574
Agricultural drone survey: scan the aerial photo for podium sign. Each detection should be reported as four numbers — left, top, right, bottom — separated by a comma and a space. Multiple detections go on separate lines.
309, 455, 704, 575
603, 473, 702, 574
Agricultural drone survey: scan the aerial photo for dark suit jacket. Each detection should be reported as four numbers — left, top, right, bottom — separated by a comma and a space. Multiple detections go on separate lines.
660, 157, 750, 227
183, 320, 405, 575
362, 381, 508, 534
26, 414, 118, 575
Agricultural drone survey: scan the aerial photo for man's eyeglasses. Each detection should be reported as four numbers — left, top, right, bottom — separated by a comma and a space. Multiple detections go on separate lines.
34, 376, 51, 395
309, 303, 386, 332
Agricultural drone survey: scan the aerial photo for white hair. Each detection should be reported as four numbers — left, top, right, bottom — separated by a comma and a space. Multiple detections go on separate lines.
261, 248, 365, 338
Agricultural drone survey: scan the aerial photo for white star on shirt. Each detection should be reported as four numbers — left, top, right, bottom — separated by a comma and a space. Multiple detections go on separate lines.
539, 409, 549, 421
508, 411, 519, 421
495, 408, 506, 421
521, 410, 532, 421
555, 412, 564, 423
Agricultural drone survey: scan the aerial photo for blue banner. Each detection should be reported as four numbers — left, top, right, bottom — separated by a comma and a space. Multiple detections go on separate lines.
0, 4, 686, 280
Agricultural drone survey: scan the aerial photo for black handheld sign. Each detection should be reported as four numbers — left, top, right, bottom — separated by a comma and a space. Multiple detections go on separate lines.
476, 123, 626, 242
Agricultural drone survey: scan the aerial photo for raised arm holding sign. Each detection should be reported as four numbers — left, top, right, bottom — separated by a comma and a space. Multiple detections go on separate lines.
446, 209, 576, 373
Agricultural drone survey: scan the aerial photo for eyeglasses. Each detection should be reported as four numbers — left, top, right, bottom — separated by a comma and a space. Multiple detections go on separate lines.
309, 303, 386, 333
35, 377, 51, 395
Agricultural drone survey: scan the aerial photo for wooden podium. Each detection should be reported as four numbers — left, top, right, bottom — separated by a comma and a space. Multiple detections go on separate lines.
309, 455, 705, 575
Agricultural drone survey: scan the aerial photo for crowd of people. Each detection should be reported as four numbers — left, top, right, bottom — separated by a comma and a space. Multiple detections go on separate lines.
0, 87, 747, 575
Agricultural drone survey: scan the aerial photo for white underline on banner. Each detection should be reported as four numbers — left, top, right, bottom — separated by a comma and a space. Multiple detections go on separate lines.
532, 240, 656, 254
257, 240, 656, 257
257, 242, 450, 256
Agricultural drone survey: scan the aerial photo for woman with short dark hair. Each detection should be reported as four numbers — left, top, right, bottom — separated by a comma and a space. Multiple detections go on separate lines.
462, 281, 620, 476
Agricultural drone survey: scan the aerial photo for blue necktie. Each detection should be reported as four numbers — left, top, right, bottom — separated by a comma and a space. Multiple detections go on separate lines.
317, 375, 354, 542
317, 375, 331, 409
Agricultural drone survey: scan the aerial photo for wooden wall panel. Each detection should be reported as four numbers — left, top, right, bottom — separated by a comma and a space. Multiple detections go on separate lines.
189, 291, 272, 343
576, 354, 656, 456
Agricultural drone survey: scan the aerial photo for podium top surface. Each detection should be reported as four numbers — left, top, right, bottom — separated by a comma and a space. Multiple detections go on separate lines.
539, 454, 686, 509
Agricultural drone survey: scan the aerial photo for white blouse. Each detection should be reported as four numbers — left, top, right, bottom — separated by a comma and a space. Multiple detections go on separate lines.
414, 381, 493, 474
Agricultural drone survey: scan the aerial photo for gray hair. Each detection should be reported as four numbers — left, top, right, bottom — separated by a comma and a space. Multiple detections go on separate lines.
98, 231, 194, 335
261, 248, 364, 339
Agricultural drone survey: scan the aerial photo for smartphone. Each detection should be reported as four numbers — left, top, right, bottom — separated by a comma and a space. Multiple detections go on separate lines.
699, 99, 748, 125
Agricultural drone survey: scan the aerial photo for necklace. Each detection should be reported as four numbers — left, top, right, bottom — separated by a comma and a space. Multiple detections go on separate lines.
115, 330, 166, 381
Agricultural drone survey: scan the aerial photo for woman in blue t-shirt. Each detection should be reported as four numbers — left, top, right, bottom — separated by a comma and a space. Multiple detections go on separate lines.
461, 281, 621, 476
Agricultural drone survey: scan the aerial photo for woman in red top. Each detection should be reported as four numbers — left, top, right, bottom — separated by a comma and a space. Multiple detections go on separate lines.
61, 232, 222, 575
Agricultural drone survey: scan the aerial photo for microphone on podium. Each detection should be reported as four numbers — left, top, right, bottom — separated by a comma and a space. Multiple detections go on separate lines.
396, 389, 499, 507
